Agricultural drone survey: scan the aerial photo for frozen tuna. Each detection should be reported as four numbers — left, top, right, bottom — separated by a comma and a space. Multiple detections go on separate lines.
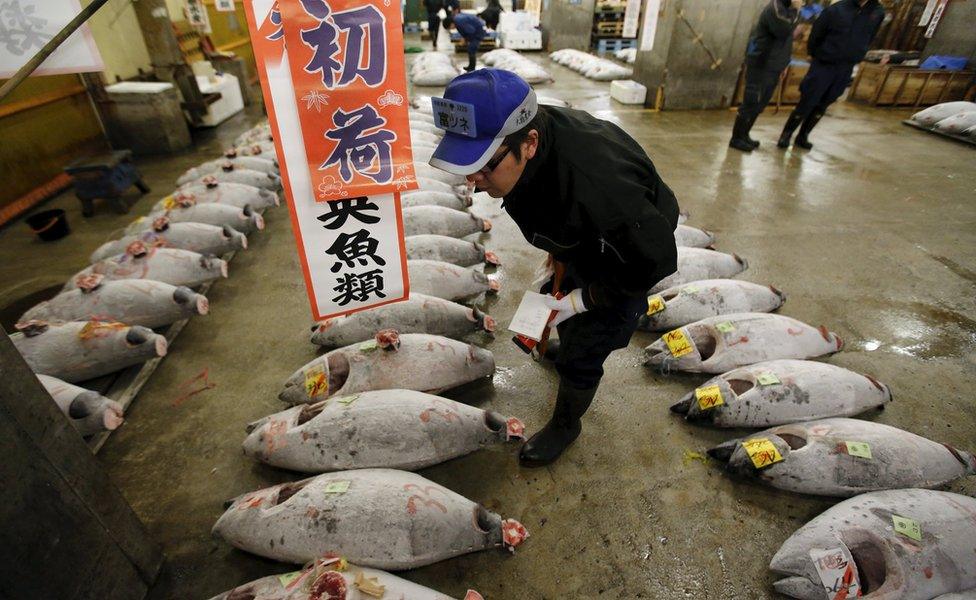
244, 389, 524, 472
405, 235, 499, 267
933, 110, 976, 135
208, 556, 483, 600
11, 320, 166, 382
408, 260, 499, 302
21, 277, 207, 329
173, 181, 280, 211
90, 221, 246, 263
415, 176, 468, 199
413, 162, 466, 188
403, 206, 490, 238
134, 200, 263, 235
233, 141, 276, 159
670, 359, 891, 427
708, 418, 976, 497
639, 279, 785, 331
280, 330, 494, 405
311, 293, 494, 348
770, 489, 976, 600
175, 156, 277, 186
410, 119, 443, 136
643, 313, 842, 373
911, 101, 976, 126
402, 191, 471, 211
233, 126, 272, 147
410, 129, 441, 147
65, 245, 227, 291
37, 374, 124, 436
649, 248, 748, 293
181, 168, 280, 191
674, 224, 715, 248
212, 468, 527, 568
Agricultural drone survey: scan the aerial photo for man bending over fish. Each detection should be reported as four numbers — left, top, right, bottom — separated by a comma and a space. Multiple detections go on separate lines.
428, 69, 680, 466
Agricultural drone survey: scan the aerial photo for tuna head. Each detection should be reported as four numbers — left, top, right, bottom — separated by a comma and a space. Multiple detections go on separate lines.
643, 322, 717, 372
707, 432, 797, 479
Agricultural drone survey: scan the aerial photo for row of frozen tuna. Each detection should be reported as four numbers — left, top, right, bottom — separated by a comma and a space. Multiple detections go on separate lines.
910, 100, 976, 140
651, 216, 976, 598
8, 121, 282, 437
481, 48, 553, 84
548, 48, 633, 81
410, 51, 462, 87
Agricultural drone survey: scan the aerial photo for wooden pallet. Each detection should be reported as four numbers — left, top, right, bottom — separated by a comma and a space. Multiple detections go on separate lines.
593, 38, 636, 53
594, 22, 624, 35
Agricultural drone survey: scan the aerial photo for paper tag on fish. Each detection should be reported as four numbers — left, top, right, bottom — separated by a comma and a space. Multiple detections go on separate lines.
662, 328, 694, 358
682, 285, 700, 295
646, 295, 666, 316
161, 195, 178, 210
277, 571, 302, 588
742, 438, 783, 468
359, 340, 378, 352
845, 441, 872, 459
809, 546, 862, 600
756, 372, 781, 386
715, 321, 735, 333
695, 385, 724, 410
336, 394, 359, 406
325, 480, 351, 494
304, 364, 328, 399
354, 571, 387, 597
892, 515, 921, 541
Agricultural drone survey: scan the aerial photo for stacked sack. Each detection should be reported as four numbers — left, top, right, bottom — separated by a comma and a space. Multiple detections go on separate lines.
549, 48, 632, 81
410, 51, 462, 87
481, 48, 553, 84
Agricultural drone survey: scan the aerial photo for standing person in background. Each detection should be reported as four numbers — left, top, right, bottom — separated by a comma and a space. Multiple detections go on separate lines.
479, 0, 504, 30
778, 0, 885, 150
445, 12, 486, 72
729, 0, 801, 152
422, 0, 444, 49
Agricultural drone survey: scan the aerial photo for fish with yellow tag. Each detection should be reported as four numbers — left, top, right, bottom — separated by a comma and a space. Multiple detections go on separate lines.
770, 489, 976, 600
708, 418, 976, 497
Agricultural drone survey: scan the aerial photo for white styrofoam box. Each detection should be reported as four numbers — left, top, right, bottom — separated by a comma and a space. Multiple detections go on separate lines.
498, 10, 539, 32
195, 73, 245, 126
500, 29, 542, 50
192, 60, 217, 78
105, 81, 174, 94
610, 79, 646, 104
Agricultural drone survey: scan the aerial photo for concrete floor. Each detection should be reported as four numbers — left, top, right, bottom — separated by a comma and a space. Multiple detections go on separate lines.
2, 44, 975, 599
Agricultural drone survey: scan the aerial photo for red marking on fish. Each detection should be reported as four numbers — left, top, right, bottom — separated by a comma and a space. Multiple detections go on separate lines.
727, 336, 750, 347
404, 484, 448, 515
923, 566, 933, 579
787, 327, 803, 336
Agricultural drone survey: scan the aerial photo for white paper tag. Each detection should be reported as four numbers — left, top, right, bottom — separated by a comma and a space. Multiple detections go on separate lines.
431, 97, 477, 138
508, 291, 554, 341
809, 545, 861, 600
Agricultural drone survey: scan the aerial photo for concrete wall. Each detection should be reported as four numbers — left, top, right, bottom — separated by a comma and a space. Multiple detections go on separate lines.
542, 0, 597, 51
921, 0, 976, 67
633, 0, 765, 109
84, 0, 154, 82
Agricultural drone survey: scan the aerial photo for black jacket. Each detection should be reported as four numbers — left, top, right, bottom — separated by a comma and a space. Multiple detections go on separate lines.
746, 0, 799, 72
808, 0, 885, 65
502, 106, 679, 308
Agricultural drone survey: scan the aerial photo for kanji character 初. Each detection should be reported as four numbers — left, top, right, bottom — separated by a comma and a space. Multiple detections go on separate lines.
0, 0, 51, 55
326, 229, 386, 272
299, 1, 386, 89
316, 197, 380, 230
322, 105, 396, 184
332, 269, 386, 305
300, 0, 341, 87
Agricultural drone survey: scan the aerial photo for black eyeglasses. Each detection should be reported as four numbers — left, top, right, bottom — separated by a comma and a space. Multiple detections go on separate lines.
479, 146, 510, 175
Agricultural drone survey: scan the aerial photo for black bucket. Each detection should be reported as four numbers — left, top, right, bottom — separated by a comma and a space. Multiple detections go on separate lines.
26, 209, 70, 242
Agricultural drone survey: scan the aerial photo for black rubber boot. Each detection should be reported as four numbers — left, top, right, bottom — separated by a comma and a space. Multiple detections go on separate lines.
795, 109, 824, 150
465, 53, 476, 72
729, 113, 755, 152
519, 379, 597, 467
541, 338, 559, 362
745, 114, 760, 148
777, 110, 805, 148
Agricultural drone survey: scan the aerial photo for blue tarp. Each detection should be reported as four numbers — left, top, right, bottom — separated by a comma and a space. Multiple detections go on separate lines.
919, 55, 969, 71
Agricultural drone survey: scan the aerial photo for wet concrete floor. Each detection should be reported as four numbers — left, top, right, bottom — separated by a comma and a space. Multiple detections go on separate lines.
1, 44, 975, 599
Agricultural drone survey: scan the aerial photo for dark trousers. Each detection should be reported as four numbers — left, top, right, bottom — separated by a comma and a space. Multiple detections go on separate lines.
737, 66, 782, 122
795, 60, 854, 118
427, 12, 440, 45
465, 39, 479, 70
546, 274, 647, 390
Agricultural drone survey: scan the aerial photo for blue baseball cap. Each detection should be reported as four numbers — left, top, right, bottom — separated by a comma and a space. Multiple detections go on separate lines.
428, 68, 538, 175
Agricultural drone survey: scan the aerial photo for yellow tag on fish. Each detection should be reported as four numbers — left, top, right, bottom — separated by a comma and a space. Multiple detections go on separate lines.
354, 571, 387, 597
646, 295, 666, 315
892, 515, 921, 541
304, 364, 328, 399
359, 340, 378, 352
715, 321, 735, 333
662, 328, 694, 358
742, 438, 783, 469
161, 195, 178, 210
325, 480, 350, 494
277, 571, 301, 588
695, 385, 724, 410
756, 372, 781, 386
845, 441, 872, 459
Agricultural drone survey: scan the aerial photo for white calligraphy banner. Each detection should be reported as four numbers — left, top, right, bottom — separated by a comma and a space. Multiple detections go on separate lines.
0, 0, 104, 78
639, 0, 660, 52
622, 0, 640, 39
243, 0, 408, 320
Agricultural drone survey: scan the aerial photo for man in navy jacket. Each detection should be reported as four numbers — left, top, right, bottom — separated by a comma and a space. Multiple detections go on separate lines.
446, 12, 486, 72
778, 0, 885, 150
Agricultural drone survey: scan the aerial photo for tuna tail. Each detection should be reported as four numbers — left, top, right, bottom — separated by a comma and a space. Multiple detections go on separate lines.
769, 285, 787, 305
706, 440, 738, 463
864, 374, 892, 406
943, 444, 976, 475
732, 253, 749, 271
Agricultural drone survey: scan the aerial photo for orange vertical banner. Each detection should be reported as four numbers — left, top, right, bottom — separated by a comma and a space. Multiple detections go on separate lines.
278, 0, 417, 201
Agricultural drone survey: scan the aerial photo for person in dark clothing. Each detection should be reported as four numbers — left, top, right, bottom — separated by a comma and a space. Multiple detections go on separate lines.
778, 0, 885, 150
422, 0, 444, 48
445, 13, 486, 72
428, 69, 679, 466
479, 0, 504, 30
730, 0, 801, 152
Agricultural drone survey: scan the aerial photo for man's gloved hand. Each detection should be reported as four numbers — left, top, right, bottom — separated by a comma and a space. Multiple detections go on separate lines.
542, 288, 588, 327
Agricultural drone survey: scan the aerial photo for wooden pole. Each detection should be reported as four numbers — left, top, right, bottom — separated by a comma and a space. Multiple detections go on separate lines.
0, 0, 112, 103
